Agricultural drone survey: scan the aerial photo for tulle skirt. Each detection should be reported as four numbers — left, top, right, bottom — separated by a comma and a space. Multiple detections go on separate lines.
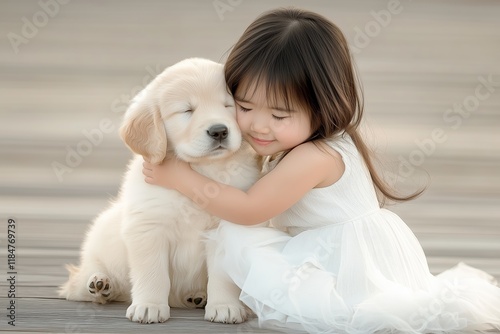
211, 210, 500, 333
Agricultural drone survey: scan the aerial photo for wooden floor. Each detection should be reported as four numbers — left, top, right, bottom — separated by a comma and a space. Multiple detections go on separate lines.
1, 0, 499, 332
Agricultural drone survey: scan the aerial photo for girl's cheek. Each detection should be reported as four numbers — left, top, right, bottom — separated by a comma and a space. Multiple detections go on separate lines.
236, 112, 247, 129
236, 110, 242, 122
270, 118, 291, 132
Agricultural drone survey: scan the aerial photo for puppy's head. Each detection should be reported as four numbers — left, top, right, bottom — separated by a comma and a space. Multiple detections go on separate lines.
120, 58, 241, 164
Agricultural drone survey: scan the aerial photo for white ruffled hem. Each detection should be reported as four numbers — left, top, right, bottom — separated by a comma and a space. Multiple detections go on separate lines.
211, 219, 500, 334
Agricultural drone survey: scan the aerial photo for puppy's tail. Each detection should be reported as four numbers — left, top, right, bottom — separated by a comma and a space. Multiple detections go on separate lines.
58, 264, 80, 299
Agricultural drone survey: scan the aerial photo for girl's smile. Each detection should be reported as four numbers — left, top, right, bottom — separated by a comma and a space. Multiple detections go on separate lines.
249, 136, 274, 146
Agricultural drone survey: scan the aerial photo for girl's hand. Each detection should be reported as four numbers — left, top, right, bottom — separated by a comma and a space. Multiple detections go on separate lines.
142, 156, 191, 190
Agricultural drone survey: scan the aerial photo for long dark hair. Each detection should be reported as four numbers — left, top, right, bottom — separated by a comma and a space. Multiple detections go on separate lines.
224, 7, 424, 204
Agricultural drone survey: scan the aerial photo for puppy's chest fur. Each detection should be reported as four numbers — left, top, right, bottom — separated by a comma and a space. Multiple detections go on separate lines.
123, 145, 259, 233
189, 147, 259, 226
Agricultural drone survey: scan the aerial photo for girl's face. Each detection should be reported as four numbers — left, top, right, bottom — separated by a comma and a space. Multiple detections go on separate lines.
234, 81, 313, 156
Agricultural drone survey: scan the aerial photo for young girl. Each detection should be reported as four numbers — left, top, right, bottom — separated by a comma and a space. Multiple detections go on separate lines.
143, 7, 500, 333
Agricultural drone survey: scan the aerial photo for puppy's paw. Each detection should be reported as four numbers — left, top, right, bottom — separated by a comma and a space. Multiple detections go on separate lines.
126, 303, 170, 323
87, 272, 111, 303
186, 291, 207, 308
204, 303, 248, 324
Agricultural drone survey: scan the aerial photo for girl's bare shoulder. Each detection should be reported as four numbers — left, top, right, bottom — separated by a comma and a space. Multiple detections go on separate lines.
280, 141, 344, 188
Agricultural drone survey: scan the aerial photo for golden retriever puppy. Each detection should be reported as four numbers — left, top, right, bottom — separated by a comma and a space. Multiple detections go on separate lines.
59, 58, 260, 324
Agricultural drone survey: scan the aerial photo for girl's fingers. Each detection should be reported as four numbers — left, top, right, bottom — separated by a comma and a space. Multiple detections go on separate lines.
142, 167, 152, 177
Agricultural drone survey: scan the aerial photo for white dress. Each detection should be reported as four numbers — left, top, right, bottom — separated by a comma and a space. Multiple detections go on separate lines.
211, 133, 500, 333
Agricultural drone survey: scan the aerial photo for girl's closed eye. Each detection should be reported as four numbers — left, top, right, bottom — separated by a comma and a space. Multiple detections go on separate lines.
271, 109, 291, 121
272, 114, 287, 121
237, 103, 251, 112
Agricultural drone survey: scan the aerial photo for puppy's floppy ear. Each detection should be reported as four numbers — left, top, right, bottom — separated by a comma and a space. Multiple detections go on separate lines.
119, 92, 167, 164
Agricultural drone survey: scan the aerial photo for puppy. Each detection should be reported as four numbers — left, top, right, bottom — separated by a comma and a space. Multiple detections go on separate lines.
59, 58, 260, 324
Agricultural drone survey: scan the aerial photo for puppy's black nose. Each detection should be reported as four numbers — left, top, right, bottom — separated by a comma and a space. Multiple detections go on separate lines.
207, 124, 228, 141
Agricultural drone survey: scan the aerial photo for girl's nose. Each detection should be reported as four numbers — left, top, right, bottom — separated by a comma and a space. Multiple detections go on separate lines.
250, 110, 270, 133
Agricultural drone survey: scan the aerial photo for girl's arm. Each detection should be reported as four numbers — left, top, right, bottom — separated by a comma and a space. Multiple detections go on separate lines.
143, 142, 344, 225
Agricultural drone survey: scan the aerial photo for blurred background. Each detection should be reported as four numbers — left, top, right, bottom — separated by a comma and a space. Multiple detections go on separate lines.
0, 0, 499, 308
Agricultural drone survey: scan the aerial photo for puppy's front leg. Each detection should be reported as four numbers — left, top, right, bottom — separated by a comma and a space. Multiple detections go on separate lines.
205, 239, 249, 324
122, 218, 170, 323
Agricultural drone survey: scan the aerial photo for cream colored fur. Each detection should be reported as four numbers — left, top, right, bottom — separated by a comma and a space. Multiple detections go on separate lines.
59, 58, 260, 324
